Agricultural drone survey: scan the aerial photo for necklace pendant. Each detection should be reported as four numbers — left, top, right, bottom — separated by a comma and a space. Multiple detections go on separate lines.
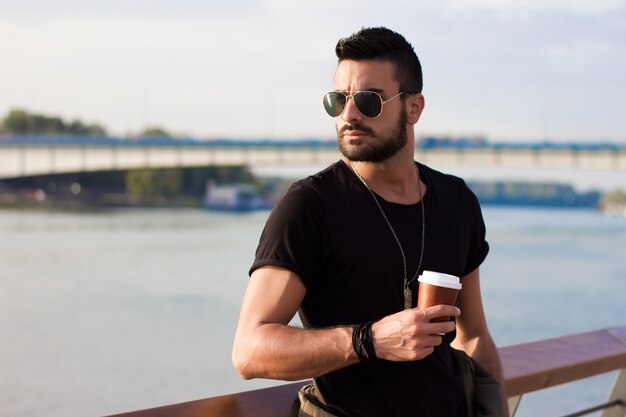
404, 287, 412, 309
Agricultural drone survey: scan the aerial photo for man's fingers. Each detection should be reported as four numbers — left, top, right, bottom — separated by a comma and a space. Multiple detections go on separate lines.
428, 320, 456, 335
419, 305, 459, 335
422, 304, 460, 321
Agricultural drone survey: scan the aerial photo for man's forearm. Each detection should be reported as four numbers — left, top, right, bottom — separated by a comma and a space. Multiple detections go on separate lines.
233, 305, 459, 381
232, 323, 358, 381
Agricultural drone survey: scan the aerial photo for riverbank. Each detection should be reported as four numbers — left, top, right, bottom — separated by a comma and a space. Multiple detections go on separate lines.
0, 178, 619, 214
0, 185, 199, 211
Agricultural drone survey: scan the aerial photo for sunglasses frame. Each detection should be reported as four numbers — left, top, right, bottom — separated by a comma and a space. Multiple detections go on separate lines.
323, 90, 405, 119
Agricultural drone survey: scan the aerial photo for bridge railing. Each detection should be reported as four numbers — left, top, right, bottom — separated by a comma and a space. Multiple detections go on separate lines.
2, 141, 626, 179
106, 325, 626, 417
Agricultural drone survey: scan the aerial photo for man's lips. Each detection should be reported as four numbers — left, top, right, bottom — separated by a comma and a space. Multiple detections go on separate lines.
342, 130, 369, 140
340, 125, 374, 141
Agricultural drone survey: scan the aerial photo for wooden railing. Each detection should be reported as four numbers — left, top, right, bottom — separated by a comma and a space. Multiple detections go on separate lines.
107, 325, 626, 417
501, 326, 626, 416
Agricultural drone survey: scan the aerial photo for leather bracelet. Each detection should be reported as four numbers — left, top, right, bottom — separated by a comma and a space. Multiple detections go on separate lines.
363, 321, 377, 360
352, 323, 368, 361
352, 321, 376, 361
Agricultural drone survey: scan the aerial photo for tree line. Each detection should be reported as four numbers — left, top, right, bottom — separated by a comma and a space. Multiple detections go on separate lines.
0, 108, 107, 136
0, 108, 172, 137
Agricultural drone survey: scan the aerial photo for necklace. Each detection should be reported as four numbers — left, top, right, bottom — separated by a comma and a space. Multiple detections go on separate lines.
350, 161, 426, 309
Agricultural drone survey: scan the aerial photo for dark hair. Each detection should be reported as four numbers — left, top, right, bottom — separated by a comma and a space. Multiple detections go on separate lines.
335, 27, 423, 93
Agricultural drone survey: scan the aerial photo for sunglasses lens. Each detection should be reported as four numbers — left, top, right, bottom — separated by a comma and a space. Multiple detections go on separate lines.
322, 91, 385, 118
323, 92, 346, 117
354, 92, 382, 118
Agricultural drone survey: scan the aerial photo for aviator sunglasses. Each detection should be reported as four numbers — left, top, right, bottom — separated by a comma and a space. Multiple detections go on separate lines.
322, 90, 405, 118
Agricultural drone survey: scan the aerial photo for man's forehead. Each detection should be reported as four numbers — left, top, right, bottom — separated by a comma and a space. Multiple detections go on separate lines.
333, 59, 398, 89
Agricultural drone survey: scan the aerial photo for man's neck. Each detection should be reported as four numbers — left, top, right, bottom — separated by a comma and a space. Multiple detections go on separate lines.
346, 152, 424, 205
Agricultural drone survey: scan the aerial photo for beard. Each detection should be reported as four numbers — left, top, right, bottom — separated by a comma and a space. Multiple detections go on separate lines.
337, 109, 408, 163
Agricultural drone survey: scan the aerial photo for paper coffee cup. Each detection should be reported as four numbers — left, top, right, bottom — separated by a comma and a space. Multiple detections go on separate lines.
417, 271, 462, 322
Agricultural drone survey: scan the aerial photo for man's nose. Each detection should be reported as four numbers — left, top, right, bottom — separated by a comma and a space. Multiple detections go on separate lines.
341, 96, 363, 122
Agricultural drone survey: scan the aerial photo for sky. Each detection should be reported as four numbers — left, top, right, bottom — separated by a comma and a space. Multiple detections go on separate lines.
1, 0, 625, 144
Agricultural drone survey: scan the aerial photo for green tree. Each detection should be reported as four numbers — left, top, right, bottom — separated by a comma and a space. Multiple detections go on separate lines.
3, 109, 65, 134
600, 189, 626, 209
33, 114, 65, 134
2, 108, 107, 135
125, 168, 184, 200
3, 109, 32, 134
68, 119, 107, 135
139, 127, 171, 137
126, 170, 158, 198
157, 169, 183, 197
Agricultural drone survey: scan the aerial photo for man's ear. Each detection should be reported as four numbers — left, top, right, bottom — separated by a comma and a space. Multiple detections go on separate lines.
407, 93, 425, 125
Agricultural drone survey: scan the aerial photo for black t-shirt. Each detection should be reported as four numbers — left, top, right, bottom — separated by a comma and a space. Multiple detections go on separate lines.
250, 160, 489, 417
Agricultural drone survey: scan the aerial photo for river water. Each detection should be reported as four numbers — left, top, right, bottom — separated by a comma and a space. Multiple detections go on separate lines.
1, 206, 625, 417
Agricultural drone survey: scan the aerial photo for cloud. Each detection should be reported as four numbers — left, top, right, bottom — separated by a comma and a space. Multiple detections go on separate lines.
440, 0, 625, 14
0, 0, 624, 140
261, 0, 626, 16
0, 0, 261, 19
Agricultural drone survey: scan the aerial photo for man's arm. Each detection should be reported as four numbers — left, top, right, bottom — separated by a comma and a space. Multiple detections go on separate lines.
453, 267, 509, 416
232, 266, 357, 380
232, 265, 460, 381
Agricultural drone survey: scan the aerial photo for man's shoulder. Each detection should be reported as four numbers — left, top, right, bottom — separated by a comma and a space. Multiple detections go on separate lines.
290, 161, 349, 194
274, 161, 347, 210
418, 162, 479, 205
418, 162, 469, 189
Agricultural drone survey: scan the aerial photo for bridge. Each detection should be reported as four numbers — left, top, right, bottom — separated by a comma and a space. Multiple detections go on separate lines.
1, 135, 625, 179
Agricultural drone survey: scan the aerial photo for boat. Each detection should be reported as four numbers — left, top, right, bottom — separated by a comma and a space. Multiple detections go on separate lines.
203, 181, 271, 212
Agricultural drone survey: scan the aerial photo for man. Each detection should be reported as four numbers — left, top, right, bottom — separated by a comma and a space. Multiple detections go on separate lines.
232, 27, 507, 417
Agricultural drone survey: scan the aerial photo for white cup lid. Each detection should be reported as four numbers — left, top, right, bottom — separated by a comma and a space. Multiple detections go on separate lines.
418, 270, 462, 290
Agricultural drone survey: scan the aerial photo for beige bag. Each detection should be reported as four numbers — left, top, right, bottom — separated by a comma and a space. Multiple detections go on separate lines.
298, 383, 337, 417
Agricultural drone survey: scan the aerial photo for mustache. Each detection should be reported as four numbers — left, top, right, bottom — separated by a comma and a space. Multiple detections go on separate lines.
338, 124, 376, 136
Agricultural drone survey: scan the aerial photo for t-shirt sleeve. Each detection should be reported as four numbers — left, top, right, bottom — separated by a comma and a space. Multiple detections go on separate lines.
463, 187, 489, 275
248, 182, 326, 289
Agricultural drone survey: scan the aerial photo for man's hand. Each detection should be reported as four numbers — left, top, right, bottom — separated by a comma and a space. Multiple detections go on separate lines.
372, 305, 460, 361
